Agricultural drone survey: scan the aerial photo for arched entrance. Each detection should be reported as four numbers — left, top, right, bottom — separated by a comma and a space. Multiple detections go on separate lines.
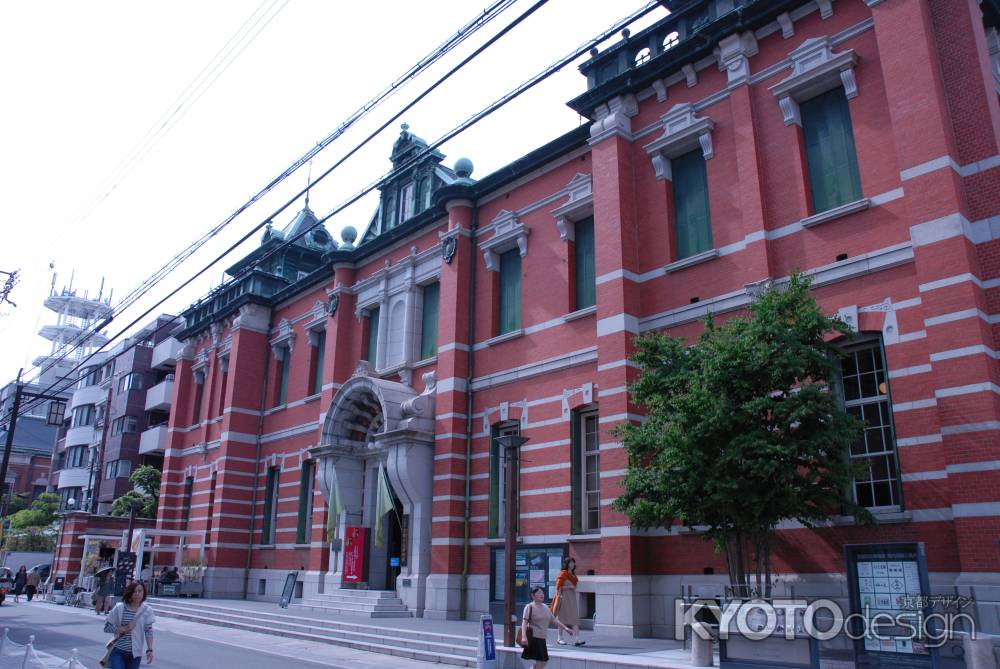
309, 368, 436, 614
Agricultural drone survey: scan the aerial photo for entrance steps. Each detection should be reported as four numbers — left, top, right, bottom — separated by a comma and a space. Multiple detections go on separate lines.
295, 588, 413, 618
148, 597, 478, 666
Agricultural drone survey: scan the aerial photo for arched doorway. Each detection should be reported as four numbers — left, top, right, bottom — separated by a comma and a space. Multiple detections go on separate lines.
310, 369, 436, 614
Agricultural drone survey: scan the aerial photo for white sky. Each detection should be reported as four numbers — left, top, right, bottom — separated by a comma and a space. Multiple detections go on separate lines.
0, 0, 666, 386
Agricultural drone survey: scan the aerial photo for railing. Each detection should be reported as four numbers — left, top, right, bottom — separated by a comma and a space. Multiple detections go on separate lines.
182, 269, 290, 332
0, 628, 89, 669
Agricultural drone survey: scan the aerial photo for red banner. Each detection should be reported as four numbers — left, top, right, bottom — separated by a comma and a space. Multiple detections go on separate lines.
343, 527, 366, 583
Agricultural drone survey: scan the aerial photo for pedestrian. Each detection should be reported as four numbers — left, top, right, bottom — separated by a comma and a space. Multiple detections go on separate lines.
103, 580, 155, 668
13, 566, 27, 603
520, 586, 575, 669
95, 570, 114, 615
554, 557, 585, 646
25, 568, 40, 602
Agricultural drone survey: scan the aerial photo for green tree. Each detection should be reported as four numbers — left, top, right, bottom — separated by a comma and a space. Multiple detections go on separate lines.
111, 466, 161, 518
5, 494, 28, 515
8, 492, 60, 529
612, 274, 872, 599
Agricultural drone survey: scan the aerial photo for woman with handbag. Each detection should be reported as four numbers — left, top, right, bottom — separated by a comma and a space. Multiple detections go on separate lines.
554, 558, 585, 646
519, 586, 575, 668
102, 581, 155, 668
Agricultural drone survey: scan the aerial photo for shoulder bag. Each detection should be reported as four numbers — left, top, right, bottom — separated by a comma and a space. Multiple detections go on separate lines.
516, 604, 533, 648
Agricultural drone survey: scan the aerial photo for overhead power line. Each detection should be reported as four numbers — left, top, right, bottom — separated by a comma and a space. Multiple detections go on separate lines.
25, 0, 519, 390
9, 1, 662, 423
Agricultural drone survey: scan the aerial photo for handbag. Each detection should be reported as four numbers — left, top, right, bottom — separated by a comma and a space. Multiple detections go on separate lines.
549, 592, 561, 615
516, 605, 533, 648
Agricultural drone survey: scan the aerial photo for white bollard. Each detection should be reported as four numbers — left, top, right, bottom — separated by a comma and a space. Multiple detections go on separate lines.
21, 634, 35, 669
69, 648, 80, 669
690, 623, 713, 667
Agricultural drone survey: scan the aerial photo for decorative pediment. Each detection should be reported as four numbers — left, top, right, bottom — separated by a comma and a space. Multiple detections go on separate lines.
643, 103, 715, 181
769, 37, 858, 126
479, 210, 529, 271
270, 318, 296, 359
550, 173, 594, 242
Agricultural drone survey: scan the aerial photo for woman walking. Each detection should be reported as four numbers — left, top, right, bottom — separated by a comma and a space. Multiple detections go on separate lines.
520, 586, 574, 669
103, 581, 155, 668
12, 566, 27, 603
554, 558, 585, 646
95, 569, 114, 615
25, 568, 40, 602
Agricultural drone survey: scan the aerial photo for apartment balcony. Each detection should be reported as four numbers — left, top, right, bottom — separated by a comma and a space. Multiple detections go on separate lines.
56, 467, 90, 490
152, 338, 183, 370
69, 383, 105, 410
64, 425, 96, 448
144, 376, 175, 412
139, 424, 168, 455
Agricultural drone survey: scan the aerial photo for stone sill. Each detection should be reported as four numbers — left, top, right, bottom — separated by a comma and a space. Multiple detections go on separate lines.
831, 507, 910, 526
567, 532, 601, 543
412, 356, 438, 369
799, 197, 870, 228
483, 329, 524, 347
664, 248, 719, 273
563, 305, 597, 322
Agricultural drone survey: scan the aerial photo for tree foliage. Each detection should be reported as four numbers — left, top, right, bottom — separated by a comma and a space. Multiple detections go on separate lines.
5, 494, 28, 515
111, 466, 161, 518
612, 274, 873, 598
9, 492, 60, 529
4, 526, 55, 552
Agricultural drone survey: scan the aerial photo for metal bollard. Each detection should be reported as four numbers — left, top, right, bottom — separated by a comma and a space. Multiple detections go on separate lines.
690, 622, 713, 667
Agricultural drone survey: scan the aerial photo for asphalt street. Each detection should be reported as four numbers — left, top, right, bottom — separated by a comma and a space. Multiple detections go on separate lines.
0, 599, 439, 668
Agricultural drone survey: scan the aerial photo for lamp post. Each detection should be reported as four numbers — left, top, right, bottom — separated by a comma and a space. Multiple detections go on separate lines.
494, 433, 529, 648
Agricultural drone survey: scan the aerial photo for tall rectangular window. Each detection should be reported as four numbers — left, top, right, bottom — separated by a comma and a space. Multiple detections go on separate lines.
276, 348, 291, 406
840, 339, 901, 509
310, 330, 326, 396
182, 476, 194, 523
420, 282, 439, 359
573, 217, 596, 310
364, 307, 380, 363
217, 365, 229, 417
398, 182, 415, 223
571, 409, 601, 533
111, 416, 138, 436
205, 472, 217, 537
261, 467, 279, 544
672, 149, 712, 259
802, 87, 862, 214
296, 460, 315, 544
192, 373, 205, 424
118, 373, 143, 393
498, 249, 521, 335
71, 404, 96, 428
488, 422, 520, 538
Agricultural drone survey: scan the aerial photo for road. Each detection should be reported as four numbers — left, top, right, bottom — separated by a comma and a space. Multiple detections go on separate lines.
0, 599, 440, 668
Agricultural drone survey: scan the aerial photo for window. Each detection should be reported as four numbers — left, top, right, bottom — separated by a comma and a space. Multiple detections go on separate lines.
671, 148, 712, 259
398, 182, 415, 223
217, 364, 229, 417
71, 404, 96, 428
105, 459, 132, 479
182, 476, 194, 523
59, 486, 82, 511
310, 331, 326, 396
47, 400, 66, 426
573, 217, 596, 310
801, 87, 862, 214
261, 467, 279, 544
296, 460, 315, 544
571, 409, 601, 533
192, 372, 205, 424
205, 472, 217, 536
498, 249, 521, 335
364, 307, 380, 363
111, 415, 138, 436
420, 282, 440, 359
79, 366, 101, 388
117, 373, 144, 393
275, 347, 291, 406
65, 445, 87, 469
488, 422, 520, 538
839, 339, 901, 509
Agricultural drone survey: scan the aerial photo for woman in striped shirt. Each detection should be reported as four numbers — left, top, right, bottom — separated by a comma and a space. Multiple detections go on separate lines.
103, 580, 155, 668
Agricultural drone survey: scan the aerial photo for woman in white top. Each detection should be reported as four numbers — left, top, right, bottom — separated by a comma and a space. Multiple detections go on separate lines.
520, 586, 574, 668
103, 580, 155, 668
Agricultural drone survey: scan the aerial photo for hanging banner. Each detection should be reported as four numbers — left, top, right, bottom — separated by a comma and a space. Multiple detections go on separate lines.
343, 527, 367, 583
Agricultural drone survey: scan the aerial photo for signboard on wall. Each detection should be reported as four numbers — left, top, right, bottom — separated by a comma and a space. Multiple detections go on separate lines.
343, 527, 367, 583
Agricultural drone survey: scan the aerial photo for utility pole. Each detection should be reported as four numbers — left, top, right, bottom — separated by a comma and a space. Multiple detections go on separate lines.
495, 433, 529, 648
89, 386, 114, 513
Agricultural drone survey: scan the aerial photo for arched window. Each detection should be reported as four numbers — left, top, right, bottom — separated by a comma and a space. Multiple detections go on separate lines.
634, 47, 651, 67
663, 31, 679, 51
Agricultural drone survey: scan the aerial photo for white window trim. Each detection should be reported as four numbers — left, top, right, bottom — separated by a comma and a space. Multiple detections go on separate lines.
550, 173, 593, 242
769, 36, 858, 126
479, 210, 529, 272
270, 318, 296, 360
577, 409, 601, 533
643, 103, 715, 181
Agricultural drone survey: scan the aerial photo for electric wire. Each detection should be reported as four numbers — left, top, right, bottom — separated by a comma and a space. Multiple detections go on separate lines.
22, 0, 518, 389
7, 1, 661, 423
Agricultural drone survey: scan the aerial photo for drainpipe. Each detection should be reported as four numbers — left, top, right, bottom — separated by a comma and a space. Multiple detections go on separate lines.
242, 308, 274, 600
459, 201, 479, 620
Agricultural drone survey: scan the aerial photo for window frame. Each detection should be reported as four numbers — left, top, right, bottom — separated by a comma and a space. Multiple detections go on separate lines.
671, 148, 713, 260
420, 282, 440, 360
572, 217, 596, 311
296, 460, 315, 545
488, 422, 521, 538
497, 249, 522, 336
571, 408, 601, 534
261, 467, 280, 545
800, 86, 863, 215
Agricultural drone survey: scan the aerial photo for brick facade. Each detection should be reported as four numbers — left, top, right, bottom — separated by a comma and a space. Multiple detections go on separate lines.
153, 0, 1000, 643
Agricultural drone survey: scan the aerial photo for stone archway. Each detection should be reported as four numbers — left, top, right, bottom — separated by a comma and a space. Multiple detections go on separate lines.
310, 367, 436, 615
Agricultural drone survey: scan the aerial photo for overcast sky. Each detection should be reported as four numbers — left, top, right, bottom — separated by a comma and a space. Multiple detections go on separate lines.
0, 0, 666, 386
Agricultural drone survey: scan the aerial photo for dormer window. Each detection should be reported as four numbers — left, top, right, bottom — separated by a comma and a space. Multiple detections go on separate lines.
399, 182, 415, 223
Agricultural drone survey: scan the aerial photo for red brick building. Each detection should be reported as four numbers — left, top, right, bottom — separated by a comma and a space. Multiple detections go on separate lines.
153, 0, 1000, 649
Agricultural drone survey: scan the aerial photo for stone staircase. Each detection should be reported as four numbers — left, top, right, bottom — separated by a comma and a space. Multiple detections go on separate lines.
148, 598, 478, 666
295, 588, 412, 618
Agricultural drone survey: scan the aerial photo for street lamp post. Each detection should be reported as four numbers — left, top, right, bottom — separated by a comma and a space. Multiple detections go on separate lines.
494, 433, 529, 648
